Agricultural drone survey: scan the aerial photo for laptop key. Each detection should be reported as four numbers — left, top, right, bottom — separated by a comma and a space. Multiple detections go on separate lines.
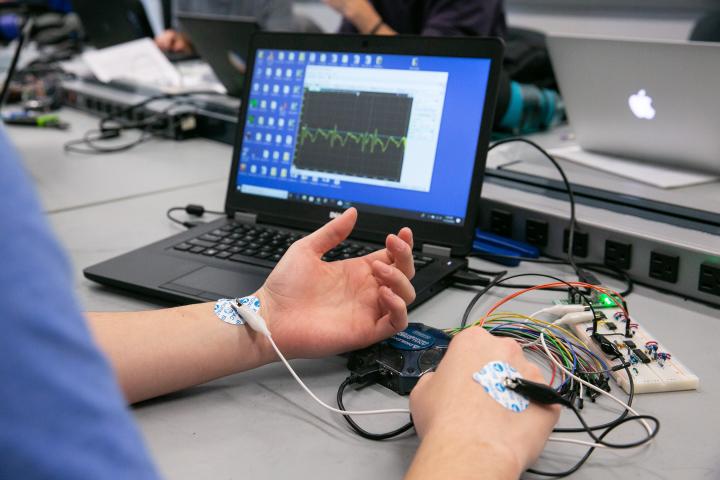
173, 243, 192, 251
199, 234, 221, 243
216, 251, 232, 260
189, 246, 206, 254
228, 246, 242, 254
189, 239, 216, 248
255, 252, 271, 259
203, 249, 219, 257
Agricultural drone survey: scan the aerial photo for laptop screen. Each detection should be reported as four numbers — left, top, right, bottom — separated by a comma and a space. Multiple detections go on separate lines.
235, 48, 492, 226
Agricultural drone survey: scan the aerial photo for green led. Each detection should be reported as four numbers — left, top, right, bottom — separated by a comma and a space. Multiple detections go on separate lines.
598, 294, 616, 306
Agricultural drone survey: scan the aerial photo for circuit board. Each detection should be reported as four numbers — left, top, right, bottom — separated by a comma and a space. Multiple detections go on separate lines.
562, 305, 700, 394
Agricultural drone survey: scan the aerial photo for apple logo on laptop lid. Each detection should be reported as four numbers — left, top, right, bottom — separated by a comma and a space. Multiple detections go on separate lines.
628, 89, 656, 120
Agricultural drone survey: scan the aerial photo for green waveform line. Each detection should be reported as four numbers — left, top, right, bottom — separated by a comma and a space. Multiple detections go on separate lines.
298, 125, 407, 154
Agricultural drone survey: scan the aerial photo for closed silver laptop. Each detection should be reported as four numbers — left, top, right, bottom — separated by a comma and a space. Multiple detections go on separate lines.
547, 34, 720, 175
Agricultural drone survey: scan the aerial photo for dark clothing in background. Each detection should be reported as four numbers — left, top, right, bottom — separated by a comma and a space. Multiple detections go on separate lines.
339, 0, 507, 38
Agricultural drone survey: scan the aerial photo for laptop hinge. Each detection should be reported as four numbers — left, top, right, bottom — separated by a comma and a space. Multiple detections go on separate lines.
233, 211, 258, 225
422, 244, 452, 257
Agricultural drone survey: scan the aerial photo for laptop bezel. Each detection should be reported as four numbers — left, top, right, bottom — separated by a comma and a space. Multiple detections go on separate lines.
176, 13, 259, 97
224, 33, 503, 255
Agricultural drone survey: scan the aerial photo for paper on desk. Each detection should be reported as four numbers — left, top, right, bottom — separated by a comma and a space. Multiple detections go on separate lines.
549, 145, 718, 189
82, 38, 182, 89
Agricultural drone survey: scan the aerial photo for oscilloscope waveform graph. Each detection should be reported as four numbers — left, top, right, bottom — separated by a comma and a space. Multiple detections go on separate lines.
298, 124, 407, 155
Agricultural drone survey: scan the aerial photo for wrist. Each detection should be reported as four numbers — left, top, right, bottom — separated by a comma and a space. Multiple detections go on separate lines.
418, 424, 524, 479
249, 288, 282, 364
349, 3, 382, 34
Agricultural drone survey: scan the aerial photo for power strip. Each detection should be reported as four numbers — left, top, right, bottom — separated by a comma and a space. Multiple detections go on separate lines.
479, 181, 720, 306
562, 303, 700, 394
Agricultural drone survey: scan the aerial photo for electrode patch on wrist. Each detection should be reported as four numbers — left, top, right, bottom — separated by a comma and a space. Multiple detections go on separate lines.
214, 295, 261, 325
473, 361, 529, 413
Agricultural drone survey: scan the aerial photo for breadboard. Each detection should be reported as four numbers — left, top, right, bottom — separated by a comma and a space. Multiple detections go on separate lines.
568, 307, 699, 394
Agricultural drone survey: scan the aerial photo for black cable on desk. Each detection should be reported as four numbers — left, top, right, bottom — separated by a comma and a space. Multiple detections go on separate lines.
336, 376, 414, 441
63, 90, 223, 154
527, 367, 660, 478
167, 204, 224, 229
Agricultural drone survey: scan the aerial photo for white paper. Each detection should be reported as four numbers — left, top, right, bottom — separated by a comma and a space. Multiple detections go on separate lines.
82, 38, 181, 89
549, 145, 718, 189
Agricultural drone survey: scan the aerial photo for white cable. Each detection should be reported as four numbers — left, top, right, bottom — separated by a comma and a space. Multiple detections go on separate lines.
547, 436, 608, 449
237, 302, 410, 416
539, 331, 654, 439
267, 335, 411, 416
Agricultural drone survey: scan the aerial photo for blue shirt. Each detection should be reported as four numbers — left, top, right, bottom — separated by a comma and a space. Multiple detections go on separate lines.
0, 127, 159, 479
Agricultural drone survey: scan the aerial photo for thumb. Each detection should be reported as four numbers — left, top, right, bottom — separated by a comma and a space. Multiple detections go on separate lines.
299, 207, 357, 255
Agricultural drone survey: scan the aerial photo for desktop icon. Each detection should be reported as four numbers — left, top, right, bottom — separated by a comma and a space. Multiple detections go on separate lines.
628, 89, 656, 120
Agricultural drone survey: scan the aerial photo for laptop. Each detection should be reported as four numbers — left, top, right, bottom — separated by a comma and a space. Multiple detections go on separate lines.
73, 0, 155, 49
84, 33, 503, 309
547, 35, 720, 175
177, 13, 259, 97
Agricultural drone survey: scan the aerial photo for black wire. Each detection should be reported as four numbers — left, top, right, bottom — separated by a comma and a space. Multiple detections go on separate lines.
459, 272, 597, 329
166, 205, 224, 228
460, 269, 507, 328
466, 254, 634, 297
526, 364, 658, 478
488, 138, 582, 279
336, 377, 414, 441
63, 91, 222, 154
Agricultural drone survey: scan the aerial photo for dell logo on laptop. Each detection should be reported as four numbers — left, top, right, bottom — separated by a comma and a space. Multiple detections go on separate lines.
329, 211, 343, 219
628, 89, 656, 120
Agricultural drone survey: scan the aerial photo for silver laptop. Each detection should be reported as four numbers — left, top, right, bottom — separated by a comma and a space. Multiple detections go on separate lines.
547, 35, 720, 175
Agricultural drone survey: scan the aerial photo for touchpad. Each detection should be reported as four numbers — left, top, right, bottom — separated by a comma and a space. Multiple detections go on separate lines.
162, 266, 268, 300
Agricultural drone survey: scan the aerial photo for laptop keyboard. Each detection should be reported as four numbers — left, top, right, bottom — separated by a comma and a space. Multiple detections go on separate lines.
171, 222, 436, 270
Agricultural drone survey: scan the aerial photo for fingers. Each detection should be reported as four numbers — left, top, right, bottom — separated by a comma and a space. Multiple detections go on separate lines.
398, 227, 414, 249
372, 260, 416, 304
364, 227, 415, 276
386, 234, 415, 279
375, 285, 409, 336
298, 208, 357, 255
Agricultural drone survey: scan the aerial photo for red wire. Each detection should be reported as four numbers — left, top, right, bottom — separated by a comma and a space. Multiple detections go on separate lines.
479, 281, 629, 327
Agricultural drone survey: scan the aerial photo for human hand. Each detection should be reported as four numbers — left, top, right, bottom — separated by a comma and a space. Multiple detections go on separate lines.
154, 29, 192, 54
323, 0, 382, 33
407, 328, 560, 478
255, 208, 415, 359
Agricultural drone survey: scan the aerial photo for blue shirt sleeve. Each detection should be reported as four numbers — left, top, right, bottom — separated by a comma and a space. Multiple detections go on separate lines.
0, 126, 160, 480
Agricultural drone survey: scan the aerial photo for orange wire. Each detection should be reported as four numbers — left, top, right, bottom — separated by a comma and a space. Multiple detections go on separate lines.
478, 281, 628, 327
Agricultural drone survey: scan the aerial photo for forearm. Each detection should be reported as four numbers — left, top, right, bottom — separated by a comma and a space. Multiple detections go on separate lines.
87, 300, 273, 404
405, 425, 522, 480
345, 2, 396, 35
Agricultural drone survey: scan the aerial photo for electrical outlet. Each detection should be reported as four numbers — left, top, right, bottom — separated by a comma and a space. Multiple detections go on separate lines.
649, 252, 679, 283
699, 263, 720, 297
490, 209, 513, 238
605, 240, 632, 270
563, 229, 589, 258
526, 219, 548, 247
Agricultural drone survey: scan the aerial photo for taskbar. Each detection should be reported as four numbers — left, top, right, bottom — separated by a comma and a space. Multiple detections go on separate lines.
286, 192, 464, 226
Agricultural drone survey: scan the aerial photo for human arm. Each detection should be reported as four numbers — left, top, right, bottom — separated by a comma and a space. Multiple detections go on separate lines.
88, 208, 416, 404
406, 327, 560, 480
324, 0, 396, 35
